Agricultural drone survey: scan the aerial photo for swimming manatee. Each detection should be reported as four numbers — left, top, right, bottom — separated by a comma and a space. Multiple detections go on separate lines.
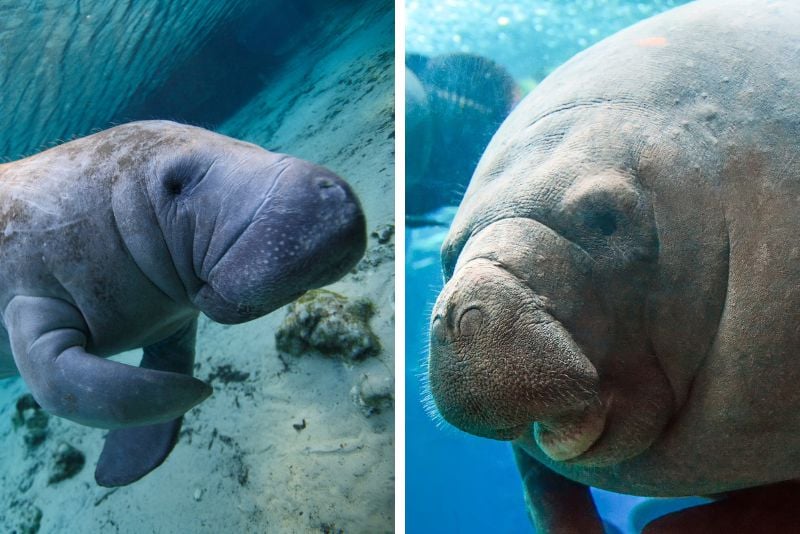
406, 53, 519, 216
428, 0, 800, 531
0, 121, 366, 486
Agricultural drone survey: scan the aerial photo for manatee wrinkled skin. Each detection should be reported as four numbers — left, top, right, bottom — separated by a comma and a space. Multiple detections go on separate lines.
0, 120, 366, 486
428, 0, 800, 531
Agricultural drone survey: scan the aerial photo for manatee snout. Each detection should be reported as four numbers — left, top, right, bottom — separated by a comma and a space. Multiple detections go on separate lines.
283, 162, 367, 285
195, 157, 366, 324
429, 260, 601, 447
429, 218, 613, 460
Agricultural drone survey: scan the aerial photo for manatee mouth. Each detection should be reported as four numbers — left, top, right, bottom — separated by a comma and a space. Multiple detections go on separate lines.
431, 215, 675, 467
465, 394, 608, 463
194, 282, 305, 324
531, 395, 607, 461
193, 168, 365, 325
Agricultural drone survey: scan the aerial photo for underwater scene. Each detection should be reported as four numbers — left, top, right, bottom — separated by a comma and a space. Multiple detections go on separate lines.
405, 1, 718, 533
0, 1, 393, 533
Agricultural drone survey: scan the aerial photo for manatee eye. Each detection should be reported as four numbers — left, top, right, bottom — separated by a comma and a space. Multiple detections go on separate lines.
162, 157, 204, 197
584, 210, 617, 236
562, 174, 637, 240
164, 178, 183, 195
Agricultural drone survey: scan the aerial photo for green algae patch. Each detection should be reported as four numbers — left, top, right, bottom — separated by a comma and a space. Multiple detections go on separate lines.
275, 289, 381, 361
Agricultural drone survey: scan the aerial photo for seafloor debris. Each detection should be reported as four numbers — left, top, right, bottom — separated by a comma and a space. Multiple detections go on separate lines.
18, 463, 42, 493
232, 453, 249, 487
350, 372, 394, 417
355, 240, 394, 271
206, 364, 250, 384
275, 289, 381, 361
48, 442, 85, 484
6, 499, 42, 534
206, 429, 250, 486
12, 394, 49, 449
370, 223, 394, 244
320, 522, 344, 534
353, 223, 395, 277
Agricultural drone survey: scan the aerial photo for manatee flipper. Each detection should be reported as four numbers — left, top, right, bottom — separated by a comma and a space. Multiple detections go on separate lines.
95, 419, 183, 487
4, 296, 211, 428
512, 444, 604, 534
96, 317, 199, 487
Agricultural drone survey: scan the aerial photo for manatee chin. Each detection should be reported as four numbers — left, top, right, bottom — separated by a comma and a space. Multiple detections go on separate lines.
534, 356, 676, 468
193, 283, 305, 325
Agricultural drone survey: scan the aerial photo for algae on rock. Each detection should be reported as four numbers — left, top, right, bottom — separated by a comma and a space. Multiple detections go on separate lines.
12, 394, 49, 450
275, 290, 381, 361
48, 442, 85, 485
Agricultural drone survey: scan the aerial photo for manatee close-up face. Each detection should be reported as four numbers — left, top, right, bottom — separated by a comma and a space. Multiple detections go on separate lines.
429, 154, 670, 468
428, 1, 800, 528
161, 132, 367, 324
0, 120, 366, 487
103, 121, 367, 325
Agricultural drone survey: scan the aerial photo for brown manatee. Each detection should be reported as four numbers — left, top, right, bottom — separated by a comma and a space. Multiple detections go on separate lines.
428, 0, 800, 531
0, 121, 365, 487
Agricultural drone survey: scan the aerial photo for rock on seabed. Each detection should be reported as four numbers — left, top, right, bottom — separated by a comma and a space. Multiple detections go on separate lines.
276, 289, 381, 361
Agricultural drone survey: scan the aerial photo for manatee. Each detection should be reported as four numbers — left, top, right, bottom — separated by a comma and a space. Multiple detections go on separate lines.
0, 120, 365, 487
427, 0, 800, 531
406, 53, 519, 216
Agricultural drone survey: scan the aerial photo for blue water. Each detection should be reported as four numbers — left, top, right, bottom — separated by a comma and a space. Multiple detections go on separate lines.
405, 2, 698, 533
406, 221, 536, 533
407, 0, 691, 81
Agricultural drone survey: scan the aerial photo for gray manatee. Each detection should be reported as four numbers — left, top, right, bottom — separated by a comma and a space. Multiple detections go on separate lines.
0, 120, 365, 486
428, 0, 800, 531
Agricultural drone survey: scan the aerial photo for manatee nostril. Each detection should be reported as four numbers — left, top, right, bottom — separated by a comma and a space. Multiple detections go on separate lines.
431, 315, 448, 342
314, 175, 350, 204
457, 307, 483, 337
315, 176, 336, 189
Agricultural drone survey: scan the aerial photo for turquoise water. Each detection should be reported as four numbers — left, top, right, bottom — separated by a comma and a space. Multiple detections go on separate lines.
405, 1, 696, 533
407, 0, 690, 81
